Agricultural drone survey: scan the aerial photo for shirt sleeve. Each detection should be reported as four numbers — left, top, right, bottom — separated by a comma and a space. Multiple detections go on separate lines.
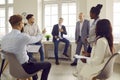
87, 38, 107, 65
0, 52, 5, 59
36, 25, 41, 34
22, 33, 43, 44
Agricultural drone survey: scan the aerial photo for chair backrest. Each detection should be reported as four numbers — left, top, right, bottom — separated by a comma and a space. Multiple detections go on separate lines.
96, 53, 119, 79
3, 51, 37, 79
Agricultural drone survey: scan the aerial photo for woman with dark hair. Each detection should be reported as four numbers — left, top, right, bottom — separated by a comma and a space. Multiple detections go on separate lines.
87, 4, 103, 53
74, 19, 114, 80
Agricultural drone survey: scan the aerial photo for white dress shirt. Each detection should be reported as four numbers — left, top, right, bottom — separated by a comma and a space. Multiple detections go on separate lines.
24, 23, 40, 36
58, 25, 62, 39
79, 20, 84, 36
1, 29, 43, 64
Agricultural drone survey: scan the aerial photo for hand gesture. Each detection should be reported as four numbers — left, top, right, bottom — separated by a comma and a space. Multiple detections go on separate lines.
42, 28, 46, 34
59, 28, 64, 32
54, 36, 58, 39
85, 38, 88, 44
82, 51, 90, 57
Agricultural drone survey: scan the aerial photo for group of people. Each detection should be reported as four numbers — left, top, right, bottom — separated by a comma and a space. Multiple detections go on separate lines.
0, 3, 115, 80
71, 4, 114, 80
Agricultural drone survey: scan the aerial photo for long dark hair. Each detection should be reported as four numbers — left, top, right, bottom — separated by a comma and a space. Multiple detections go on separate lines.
95, 19, 113, 53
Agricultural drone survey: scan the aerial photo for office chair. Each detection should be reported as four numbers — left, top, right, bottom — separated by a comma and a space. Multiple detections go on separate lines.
93, 53, 119, 80
2, 51, 39, 80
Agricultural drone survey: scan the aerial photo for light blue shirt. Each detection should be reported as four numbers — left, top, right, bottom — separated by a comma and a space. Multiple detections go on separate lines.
1, 29, 43, 64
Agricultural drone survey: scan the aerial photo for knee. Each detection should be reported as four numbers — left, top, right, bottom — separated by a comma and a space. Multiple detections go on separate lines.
66, 40, 70, 45
65, 39, 69, 44
46, 62, 51, 68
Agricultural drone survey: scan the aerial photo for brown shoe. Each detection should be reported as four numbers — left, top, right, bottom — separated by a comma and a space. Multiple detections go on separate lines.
55, 61, 60, 65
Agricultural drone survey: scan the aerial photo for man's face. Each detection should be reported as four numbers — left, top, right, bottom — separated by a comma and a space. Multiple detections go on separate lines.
79, 13, 84, 20
59, 18, 63, 24
29, 16, 35, 24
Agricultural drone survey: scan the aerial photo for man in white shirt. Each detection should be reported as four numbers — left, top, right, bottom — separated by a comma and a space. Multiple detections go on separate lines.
24, 14, 44, 62
1, 14, 51, 80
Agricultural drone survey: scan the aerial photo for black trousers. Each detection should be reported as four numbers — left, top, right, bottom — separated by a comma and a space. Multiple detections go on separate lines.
22, 61, 51, 80
87, 45, 92, 53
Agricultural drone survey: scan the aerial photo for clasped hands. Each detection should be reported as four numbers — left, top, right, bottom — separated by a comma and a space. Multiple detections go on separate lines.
59, 28, 64, 32
42, 29, 46, 34
80, 51, 90, 63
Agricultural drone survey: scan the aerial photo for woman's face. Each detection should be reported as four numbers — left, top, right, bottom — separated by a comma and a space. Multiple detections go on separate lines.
90, 12, 95, 19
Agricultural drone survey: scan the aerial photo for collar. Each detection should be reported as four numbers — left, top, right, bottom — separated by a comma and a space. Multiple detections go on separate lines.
80, 19, 84, 23
12, 29, 21, 33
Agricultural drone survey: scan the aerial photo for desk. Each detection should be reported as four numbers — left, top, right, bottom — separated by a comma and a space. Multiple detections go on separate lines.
43, 41, 76, 60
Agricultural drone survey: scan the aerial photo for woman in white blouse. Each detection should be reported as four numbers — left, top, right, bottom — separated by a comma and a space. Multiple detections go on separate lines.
75, 19, 114, 80
87, 4, 103, 53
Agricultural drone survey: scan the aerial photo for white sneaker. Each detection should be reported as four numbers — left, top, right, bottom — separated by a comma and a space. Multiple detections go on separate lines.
73, 71, 78, 77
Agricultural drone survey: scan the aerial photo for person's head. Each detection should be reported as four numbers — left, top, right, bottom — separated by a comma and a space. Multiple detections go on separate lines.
90, 4, 103, 19
95, 19, 113, 53
79, 12, 84, 21
9, 14, 24, 31
58, 17, 63, 25
26, 14, 35, 24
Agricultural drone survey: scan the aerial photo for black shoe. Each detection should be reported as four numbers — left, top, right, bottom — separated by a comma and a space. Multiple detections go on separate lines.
63, 53, 69, 57
70, 62, 77, 66
55, 61, 60, 65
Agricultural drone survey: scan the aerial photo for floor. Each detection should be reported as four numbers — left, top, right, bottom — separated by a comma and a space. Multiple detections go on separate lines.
0, 59, 120, 80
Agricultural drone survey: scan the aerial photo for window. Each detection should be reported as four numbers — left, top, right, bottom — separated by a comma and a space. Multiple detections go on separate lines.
113, 2, 120, 43
44, 4, 58, 36
62, 3, 76, 39
0, 8, 5, 37
0, 0, 13, 38
43, 0, 76, 40
0, 0, 5, 5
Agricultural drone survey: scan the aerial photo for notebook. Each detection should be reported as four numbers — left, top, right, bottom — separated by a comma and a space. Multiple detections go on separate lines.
26, 45, 41, 52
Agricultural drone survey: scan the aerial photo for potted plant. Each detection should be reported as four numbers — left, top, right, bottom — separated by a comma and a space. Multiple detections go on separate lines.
45, 34, 51, 41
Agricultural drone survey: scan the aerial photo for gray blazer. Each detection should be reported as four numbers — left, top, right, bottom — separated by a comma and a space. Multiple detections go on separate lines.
75, 19, 90, 43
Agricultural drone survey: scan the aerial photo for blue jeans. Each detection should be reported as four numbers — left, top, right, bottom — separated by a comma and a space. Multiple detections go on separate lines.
53, 38, 70, 62
27, 41, 44, 62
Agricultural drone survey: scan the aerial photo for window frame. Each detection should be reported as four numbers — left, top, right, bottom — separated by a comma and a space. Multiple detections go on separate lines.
113, 2, 120, 43
0, 0, 13, 38
42, 0, 77, 40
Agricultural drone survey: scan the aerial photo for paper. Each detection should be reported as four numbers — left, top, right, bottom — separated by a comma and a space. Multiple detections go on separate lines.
26, 45, 41, 52
73, 55, 90, 59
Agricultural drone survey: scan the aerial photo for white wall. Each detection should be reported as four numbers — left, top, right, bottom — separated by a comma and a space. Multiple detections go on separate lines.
14, 0, 38, 23
76, 0, 113, 24
13, 0, 114, 27
86, 0, 107, 20
77, 0, 87, 19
